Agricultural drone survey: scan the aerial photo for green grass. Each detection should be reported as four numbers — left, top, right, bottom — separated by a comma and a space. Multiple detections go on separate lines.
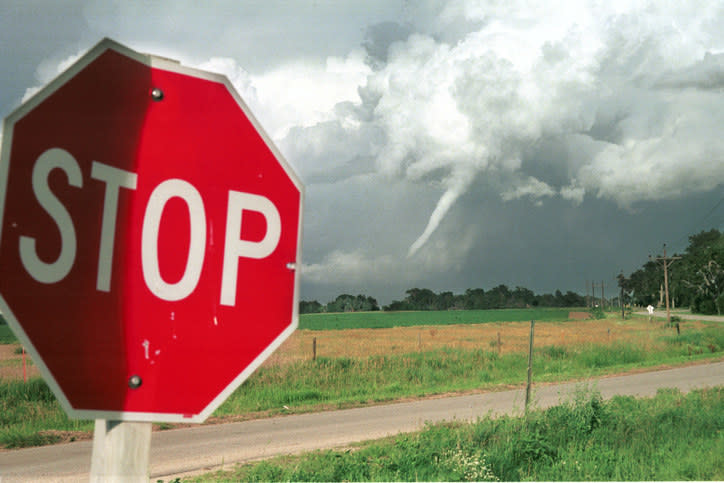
300, 308, 573, 330
1, 315, 722, 450
659, 326, 724, 355
0, 324, 18, 344
189, 386, 724, 482
0, 379, 91, 448
214, 330, 723, 417
2, 326, 723, 450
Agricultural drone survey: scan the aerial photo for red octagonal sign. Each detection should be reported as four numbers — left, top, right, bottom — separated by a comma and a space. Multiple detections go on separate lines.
0, 39, 303, 422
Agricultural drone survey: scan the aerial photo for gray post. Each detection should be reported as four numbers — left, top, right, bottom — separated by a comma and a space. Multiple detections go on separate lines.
90, 420, 152, 482
525, 320, 535, 411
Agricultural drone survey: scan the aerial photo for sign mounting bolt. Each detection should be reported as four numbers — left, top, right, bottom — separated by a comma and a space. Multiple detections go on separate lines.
151, 88, 164, 101
128, 375, 143, 389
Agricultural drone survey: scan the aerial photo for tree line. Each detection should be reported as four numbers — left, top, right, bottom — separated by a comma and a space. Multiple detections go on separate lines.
618, 229, 724, 315
300, 286, 586, 314
301, 229, 723, 316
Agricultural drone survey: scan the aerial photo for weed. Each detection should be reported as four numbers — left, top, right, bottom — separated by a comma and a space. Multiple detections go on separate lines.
194, 387, 723, 482
439, 448, 499, 481
0, 378, 92, 448
540, 345, 567, 360
660, 327, 724, 355
588, 306, 606, 319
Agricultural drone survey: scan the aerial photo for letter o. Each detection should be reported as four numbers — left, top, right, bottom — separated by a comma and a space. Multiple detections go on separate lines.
141, 179, 206, 301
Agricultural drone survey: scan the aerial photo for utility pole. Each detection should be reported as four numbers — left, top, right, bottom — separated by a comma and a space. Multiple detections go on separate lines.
619, 270, 625, 319
591, 281, 605, 309
650, 244, 682, 327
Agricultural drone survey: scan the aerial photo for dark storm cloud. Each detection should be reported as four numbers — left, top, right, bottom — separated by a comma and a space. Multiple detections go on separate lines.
2, 1, 723, 305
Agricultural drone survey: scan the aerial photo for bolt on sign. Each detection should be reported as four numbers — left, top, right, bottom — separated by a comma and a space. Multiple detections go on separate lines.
0, 38, 304, 423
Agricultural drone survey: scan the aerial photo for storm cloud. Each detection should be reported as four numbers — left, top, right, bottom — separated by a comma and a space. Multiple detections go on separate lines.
2, 0, 723, 303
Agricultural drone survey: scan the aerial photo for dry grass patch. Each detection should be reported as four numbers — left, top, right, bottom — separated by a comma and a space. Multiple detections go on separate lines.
262, 318, 704, 367
0, 345, 39, 381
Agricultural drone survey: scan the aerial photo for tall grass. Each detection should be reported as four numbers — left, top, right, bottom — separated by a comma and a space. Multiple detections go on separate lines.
215, 332, 721, 416
217, 349, 522, 415
1, 324, 722, 449
0, 379, 91, 448
194, 387, 724, 482
659, 326, 724, 355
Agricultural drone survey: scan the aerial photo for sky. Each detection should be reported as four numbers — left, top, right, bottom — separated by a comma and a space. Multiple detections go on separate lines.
1, 1, 723, 305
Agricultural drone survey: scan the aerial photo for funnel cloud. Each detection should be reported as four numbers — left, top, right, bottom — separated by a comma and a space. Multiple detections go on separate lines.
2, 1, 723, 303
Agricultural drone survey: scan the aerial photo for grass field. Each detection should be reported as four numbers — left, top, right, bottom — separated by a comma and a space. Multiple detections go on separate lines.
0, 324, 17, 344
299, 308, 573, 330
192, 386, 723, 481
213, 322, 723, 418
1, 311, 722, 449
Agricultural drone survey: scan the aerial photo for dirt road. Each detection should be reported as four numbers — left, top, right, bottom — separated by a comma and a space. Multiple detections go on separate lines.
1, 361, 722, 482
634, 309, 724, 323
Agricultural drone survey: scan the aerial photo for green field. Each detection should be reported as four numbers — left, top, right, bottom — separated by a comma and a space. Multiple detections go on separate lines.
5, 323, 723, 450
191, 386, 723, 482
2, 310, 723, 451
299, 308, 573, 330
0, 324, 17, 344
1, 308, 573, 341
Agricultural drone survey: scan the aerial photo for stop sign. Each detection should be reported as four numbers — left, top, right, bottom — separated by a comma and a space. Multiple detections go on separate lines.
0, 39, 303, 422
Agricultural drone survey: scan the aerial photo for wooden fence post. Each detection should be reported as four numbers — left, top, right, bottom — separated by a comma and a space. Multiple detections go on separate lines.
525, 320, 535, 411
22, 346, 27, 383
312, 337, 317, 361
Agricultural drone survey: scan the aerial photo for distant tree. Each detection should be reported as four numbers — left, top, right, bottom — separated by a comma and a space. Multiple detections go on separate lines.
405, 288, 438, 310
383, 300, 412, 311
622, 228, 723, 312
511, 286, 535, 307
535, 293, 556, 307
299, 300, 323, 314
680, 229, 724, 314
690, 260, 724, 315
326, 294, 379, 313
629, 261, 661, 306
485, 285, 511, 309
436, 291, 458, 310
463, 288, 486, 309
617, 272, 633, 307
383, 285, 586, 311
562, 290, 585, 307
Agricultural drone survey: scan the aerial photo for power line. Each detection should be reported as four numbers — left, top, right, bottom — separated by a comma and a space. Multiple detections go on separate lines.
673, 193, 724, 247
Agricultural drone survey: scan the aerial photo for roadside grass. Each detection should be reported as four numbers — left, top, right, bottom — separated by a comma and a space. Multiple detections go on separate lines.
214, 327, 723, 417
1, 316, 722, 449
0, 379, 91, 449
189, 386, 723, 482
299, 308, 573, 330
